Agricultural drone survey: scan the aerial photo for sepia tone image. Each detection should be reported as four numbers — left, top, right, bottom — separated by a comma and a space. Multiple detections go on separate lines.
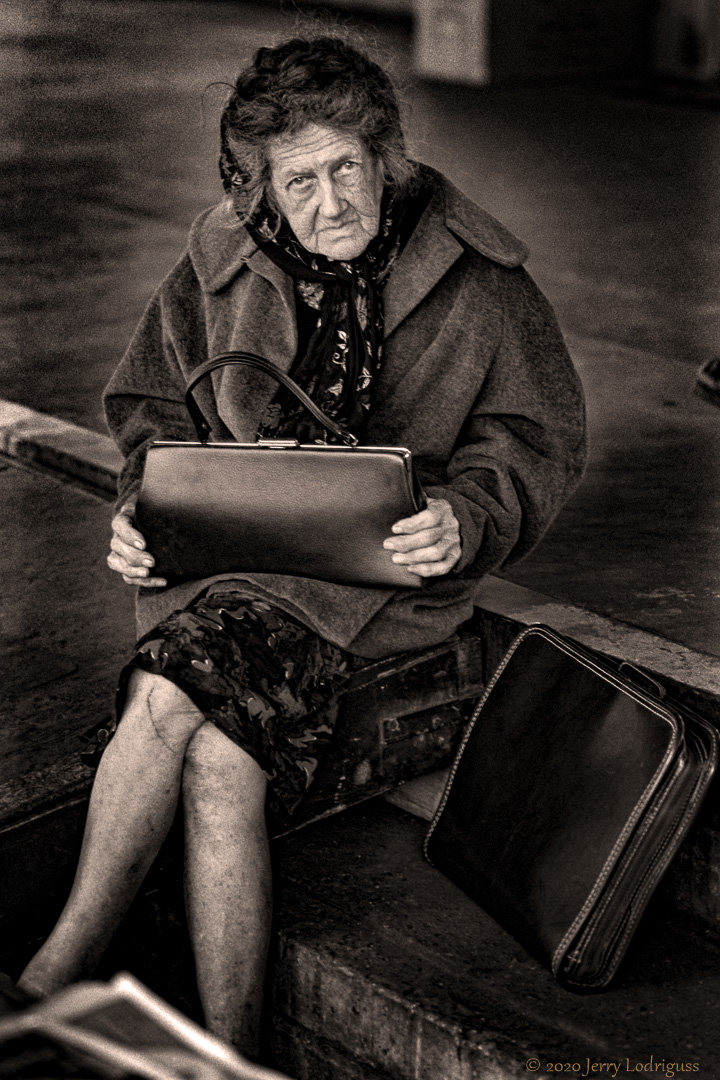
1, 1, 720, 1077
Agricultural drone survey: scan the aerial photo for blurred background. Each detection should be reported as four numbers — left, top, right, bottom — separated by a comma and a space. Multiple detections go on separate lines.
2, 0, 720, 652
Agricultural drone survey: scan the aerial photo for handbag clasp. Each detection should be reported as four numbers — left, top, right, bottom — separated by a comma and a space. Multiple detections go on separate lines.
256, 438, 301, 448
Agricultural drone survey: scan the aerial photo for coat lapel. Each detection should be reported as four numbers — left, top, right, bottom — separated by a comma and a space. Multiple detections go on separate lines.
383, 185, 464, 340
197, 222, 299, 440
212, 253, 298, 441
189, 201, 297, 333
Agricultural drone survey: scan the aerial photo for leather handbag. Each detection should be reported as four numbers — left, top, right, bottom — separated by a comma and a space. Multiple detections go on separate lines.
134, 352, 427, 588
424, 624, 718, 989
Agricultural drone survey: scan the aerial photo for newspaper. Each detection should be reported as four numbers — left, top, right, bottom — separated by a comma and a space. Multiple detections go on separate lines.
0, 971, 292, 1079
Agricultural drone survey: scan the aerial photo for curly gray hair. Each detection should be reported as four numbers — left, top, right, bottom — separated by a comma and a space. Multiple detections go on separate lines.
219, 35, 418, 227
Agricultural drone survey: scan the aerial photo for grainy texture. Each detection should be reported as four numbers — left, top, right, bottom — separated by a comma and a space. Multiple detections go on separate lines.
2, 5, 720, 1072
1, 0, 719, 657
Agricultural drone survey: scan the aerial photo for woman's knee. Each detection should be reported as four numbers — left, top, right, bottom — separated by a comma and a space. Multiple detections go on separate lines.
120, 668, 205, 752
183, 723, 267, 811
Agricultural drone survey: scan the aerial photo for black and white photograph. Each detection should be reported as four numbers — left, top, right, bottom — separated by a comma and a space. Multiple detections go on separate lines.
1, 1, 720, 1077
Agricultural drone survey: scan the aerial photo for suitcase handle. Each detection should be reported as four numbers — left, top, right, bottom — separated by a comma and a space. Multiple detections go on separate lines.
618, 662, 666, 701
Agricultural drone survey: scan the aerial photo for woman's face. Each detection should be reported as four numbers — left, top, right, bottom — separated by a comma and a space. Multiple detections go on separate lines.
267, 123, 384, 261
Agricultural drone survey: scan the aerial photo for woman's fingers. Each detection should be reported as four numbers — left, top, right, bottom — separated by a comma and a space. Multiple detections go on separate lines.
404, 542, 463, 578
390, 503, 446, 535
124, 576, 168, 588
384, 524, 445, 553
385, 497, 461, 576
107, 550, 167, 587
110, 532, 151, 564
388, 533, 457, 565
107, 550, 145, 578
112, 510, 147, 551
108, 511, 166, 587
107, 547, 149, 576
385, 501, 460, 559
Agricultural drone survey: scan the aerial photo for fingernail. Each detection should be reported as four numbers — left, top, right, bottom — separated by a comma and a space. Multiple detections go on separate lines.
134, 540, 144, 550
391, 554, 402, 563
384, 541, 395, 550
392, 525, 402, 533
142, 558, 154, 567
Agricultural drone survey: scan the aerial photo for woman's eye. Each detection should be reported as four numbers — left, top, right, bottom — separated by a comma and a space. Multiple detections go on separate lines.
288, 176, 313, 191
336, 161, 361, 180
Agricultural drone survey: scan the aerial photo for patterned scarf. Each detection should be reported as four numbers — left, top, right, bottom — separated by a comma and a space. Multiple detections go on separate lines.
220, 139, 431, 443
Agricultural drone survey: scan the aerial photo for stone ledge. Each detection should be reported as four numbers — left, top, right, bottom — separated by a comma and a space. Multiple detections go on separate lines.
268, 802, 720, 1080
272, 937, 526, 1080
0, 399, 122, 495
6, 800, 719, 1080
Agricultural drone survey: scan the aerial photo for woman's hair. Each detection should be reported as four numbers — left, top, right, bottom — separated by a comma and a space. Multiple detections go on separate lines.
220, 35, 418, 225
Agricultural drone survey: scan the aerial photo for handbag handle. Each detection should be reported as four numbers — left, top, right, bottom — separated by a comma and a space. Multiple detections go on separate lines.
185, 351, 359, 447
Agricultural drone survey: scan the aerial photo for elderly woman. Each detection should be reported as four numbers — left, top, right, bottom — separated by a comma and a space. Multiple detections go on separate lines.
18, 35, 586, 1060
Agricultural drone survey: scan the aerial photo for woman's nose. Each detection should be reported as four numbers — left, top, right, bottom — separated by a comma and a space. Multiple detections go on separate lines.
317, 178, 346, 219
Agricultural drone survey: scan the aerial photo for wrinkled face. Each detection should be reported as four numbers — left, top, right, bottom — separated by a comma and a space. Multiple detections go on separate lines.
267, 123, 384, 261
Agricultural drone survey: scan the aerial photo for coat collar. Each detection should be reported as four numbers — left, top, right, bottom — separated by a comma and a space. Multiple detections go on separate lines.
188, 168, 529, 336
188, 200, 292, 299
436, 168, 529, 267
383, 167, 529, 338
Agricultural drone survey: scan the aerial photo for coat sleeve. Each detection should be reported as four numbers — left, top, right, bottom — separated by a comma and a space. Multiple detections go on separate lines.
422, 265, 587, 577
102, 256, 214, 513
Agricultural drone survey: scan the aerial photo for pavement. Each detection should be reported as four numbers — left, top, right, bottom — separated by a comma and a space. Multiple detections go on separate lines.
0, 450, 133, 826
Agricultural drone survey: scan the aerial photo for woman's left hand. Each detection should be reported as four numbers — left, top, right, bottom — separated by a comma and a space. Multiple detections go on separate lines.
384, 497, 462, 577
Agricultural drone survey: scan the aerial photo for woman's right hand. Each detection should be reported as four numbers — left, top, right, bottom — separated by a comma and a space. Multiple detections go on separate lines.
107, 506, 167, 588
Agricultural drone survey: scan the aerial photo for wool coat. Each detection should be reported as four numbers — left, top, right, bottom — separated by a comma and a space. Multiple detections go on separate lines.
103, 169, 587, 659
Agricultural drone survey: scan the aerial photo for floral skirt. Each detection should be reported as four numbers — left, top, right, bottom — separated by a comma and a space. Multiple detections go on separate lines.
90, 591, 365, 827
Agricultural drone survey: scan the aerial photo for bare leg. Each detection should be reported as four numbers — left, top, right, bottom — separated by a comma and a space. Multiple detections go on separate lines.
182, 722, 272, 1059
17, 669, 206, 998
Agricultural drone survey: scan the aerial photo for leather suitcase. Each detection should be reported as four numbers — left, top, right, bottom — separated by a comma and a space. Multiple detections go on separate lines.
424, 624, 719, 989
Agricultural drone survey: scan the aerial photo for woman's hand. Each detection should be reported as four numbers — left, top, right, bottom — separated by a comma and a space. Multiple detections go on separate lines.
384, 497, 461, 578
107, 505, 167, 588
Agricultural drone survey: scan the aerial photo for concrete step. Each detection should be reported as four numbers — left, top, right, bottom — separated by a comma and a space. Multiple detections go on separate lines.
13, 800, 718, 1080
0, 400, 122, 497
266, 801, 720, 1079
9, 800, 718, 1079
